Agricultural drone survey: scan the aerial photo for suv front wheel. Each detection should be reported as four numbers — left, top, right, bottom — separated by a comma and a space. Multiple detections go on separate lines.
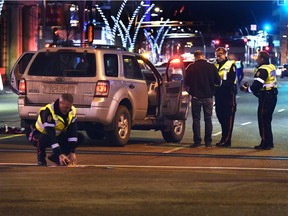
106, 105, 131, 147
161, 120, 185, 143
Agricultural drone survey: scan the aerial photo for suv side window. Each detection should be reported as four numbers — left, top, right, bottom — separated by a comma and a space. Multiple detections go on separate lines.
123, 55, 144, 80
28, 52, 96, 77
137, 59, 156, 82
104, 54, 118, 77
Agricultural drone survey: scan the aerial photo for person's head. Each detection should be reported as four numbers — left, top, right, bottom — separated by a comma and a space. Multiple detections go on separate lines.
256, 51, 270, 66
194, 50, 204, 61
59, 93, 74, 115
215, 47, 227, 62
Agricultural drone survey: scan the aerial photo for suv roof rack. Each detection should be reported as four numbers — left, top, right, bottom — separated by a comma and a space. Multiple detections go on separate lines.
48, 42, 127, 51
92, 44, 127, 51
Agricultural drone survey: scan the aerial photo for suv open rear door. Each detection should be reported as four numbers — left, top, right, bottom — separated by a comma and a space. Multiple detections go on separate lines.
160, 56, 189, 120
9, 51, 35, 95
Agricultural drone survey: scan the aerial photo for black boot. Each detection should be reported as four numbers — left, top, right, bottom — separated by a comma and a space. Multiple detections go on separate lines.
37, 153, 47, 166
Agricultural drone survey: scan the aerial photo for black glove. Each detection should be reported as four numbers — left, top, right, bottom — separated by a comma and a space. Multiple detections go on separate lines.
240, 82, 249, 92
243, 82, 249, 87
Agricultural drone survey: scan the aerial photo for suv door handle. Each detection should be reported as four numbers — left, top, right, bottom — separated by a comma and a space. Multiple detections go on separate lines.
128, 83, 135, 89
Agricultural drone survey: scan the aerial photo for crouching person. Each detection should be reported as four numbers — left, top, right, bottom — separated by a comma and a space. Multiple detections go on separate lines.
29, 93, 84, 166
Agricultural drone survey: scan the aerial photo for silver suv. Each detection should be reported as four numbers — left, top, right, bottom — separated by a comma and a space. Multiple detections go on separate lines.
10, 45, 189, 146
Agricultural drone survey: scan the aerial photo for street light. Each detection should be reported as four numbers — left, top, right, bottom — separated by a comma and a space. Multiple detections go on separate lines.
195, 30, 206, 56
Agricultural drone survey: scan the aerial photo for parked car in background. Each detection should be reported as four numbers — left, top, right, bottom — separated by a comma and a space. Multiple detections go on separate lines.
10, 45, 189, 146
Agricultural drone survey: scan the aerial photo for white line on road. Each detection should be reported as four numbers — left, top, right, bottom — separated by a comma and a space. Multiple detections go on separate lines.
212, 132, 221, 136
1, 162, 288, 172
278, 109, 285, 113
163, 147, 184, 154
241, 122, 252, 126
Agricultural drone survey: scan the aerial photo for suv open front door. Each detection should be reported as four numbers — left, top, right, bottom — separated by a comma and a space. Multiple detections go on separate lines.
160, 56, 189, 120
9, 51, 35, 95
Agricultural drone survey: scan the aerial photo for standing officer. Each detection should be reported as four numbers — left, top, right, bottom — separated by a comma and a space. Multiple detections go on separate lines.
214, 47, 237, 147
29, 93, 85, 166
240, 51, 278, 150
185, 50, 221, 148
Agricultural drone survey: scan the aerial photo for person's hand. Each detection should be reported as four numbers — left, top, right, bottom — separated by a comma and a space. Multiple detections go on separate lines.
240, 82, 249, 92
240, 85, 247, 92
59, 154, 70, 166
68, 153, 77, 165
243, 82, 249, 87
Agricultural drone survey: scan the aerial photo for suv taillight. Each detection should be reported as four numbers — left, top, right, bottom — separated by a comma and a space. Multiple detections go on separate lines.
19, 79, 26, 95
95, 80, 110, 97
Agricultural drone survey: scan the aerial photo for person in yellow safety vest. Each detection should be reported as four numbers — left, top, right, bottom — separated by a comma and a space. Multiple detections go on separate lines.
214, 47, 237, 147
240, 51, 278, 150
29, 93, 85, 166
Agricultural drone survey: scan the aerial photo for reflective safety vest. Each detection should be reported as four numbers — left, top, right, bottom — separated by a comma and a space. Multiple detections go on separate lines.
35, 102, 77, 136
254, 64, 277, 91
214, 60, 236, 83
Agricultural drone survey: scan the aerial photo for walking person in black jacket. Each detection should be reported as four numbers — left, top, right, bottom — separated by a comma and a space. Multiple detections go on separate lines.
185, 50, 222, 148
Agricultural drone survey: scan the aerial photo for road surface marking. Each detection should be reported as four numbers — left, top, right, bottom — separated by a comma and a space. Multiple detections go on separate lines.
212, 132, 221, 136
163, 147, 184, 153
278, 109, 285, 113
0, 134, 25, 140
241, 122, 252, 126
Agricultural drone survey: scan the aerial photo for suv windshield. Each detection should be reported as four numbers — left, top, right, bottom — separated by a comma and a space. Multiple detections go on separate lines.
28, 51, 96, 77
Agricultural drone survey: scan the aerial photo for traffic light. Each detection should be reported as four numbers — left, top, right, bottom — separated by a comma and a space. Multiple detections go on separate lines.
214, 39, 220, 45
86, 23, 94, 43
264, 24, 271, 32
211, 39, 220, 48
264, 46, 270, 52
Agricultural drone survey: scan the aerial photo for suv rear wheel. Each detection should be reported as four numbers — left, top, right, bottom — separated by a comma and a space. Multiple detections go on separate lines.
161, 120, 185, 143
106, 105, 131, 147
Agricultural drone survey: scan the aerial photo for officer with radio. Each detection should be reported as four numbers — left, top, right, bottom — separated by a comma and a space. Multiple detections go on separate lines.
214, 47, 237, 147
240, 51, 278, 150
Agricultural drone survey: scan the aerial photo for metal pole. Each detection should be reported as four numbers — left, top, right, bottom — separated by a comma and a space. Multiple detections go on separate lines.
199, 31, 206, 56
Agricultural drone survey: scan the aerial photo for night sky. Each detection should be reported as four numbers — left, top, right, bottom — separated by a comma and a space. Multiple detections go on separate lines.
154, 1, 273, 33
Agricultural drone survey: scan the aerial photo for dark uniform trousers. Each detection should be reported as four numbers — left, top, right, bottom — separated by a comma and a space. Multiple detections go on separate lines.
31, 131, 85, 157
257, 88, 278, 147
215, 92, 236, 144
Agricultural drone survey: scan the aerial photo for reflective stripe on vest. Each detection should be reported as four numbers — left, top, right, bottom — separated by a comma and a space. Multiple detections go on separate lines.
215, 60, 236, 83
35, 102, 77, 136
254, 64, 277, 91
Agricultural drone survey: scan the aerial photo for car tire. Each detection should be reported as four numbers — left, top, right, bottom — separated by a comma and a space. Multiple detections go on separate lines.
161, 120, 185, 143
106, 105, 131, 147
